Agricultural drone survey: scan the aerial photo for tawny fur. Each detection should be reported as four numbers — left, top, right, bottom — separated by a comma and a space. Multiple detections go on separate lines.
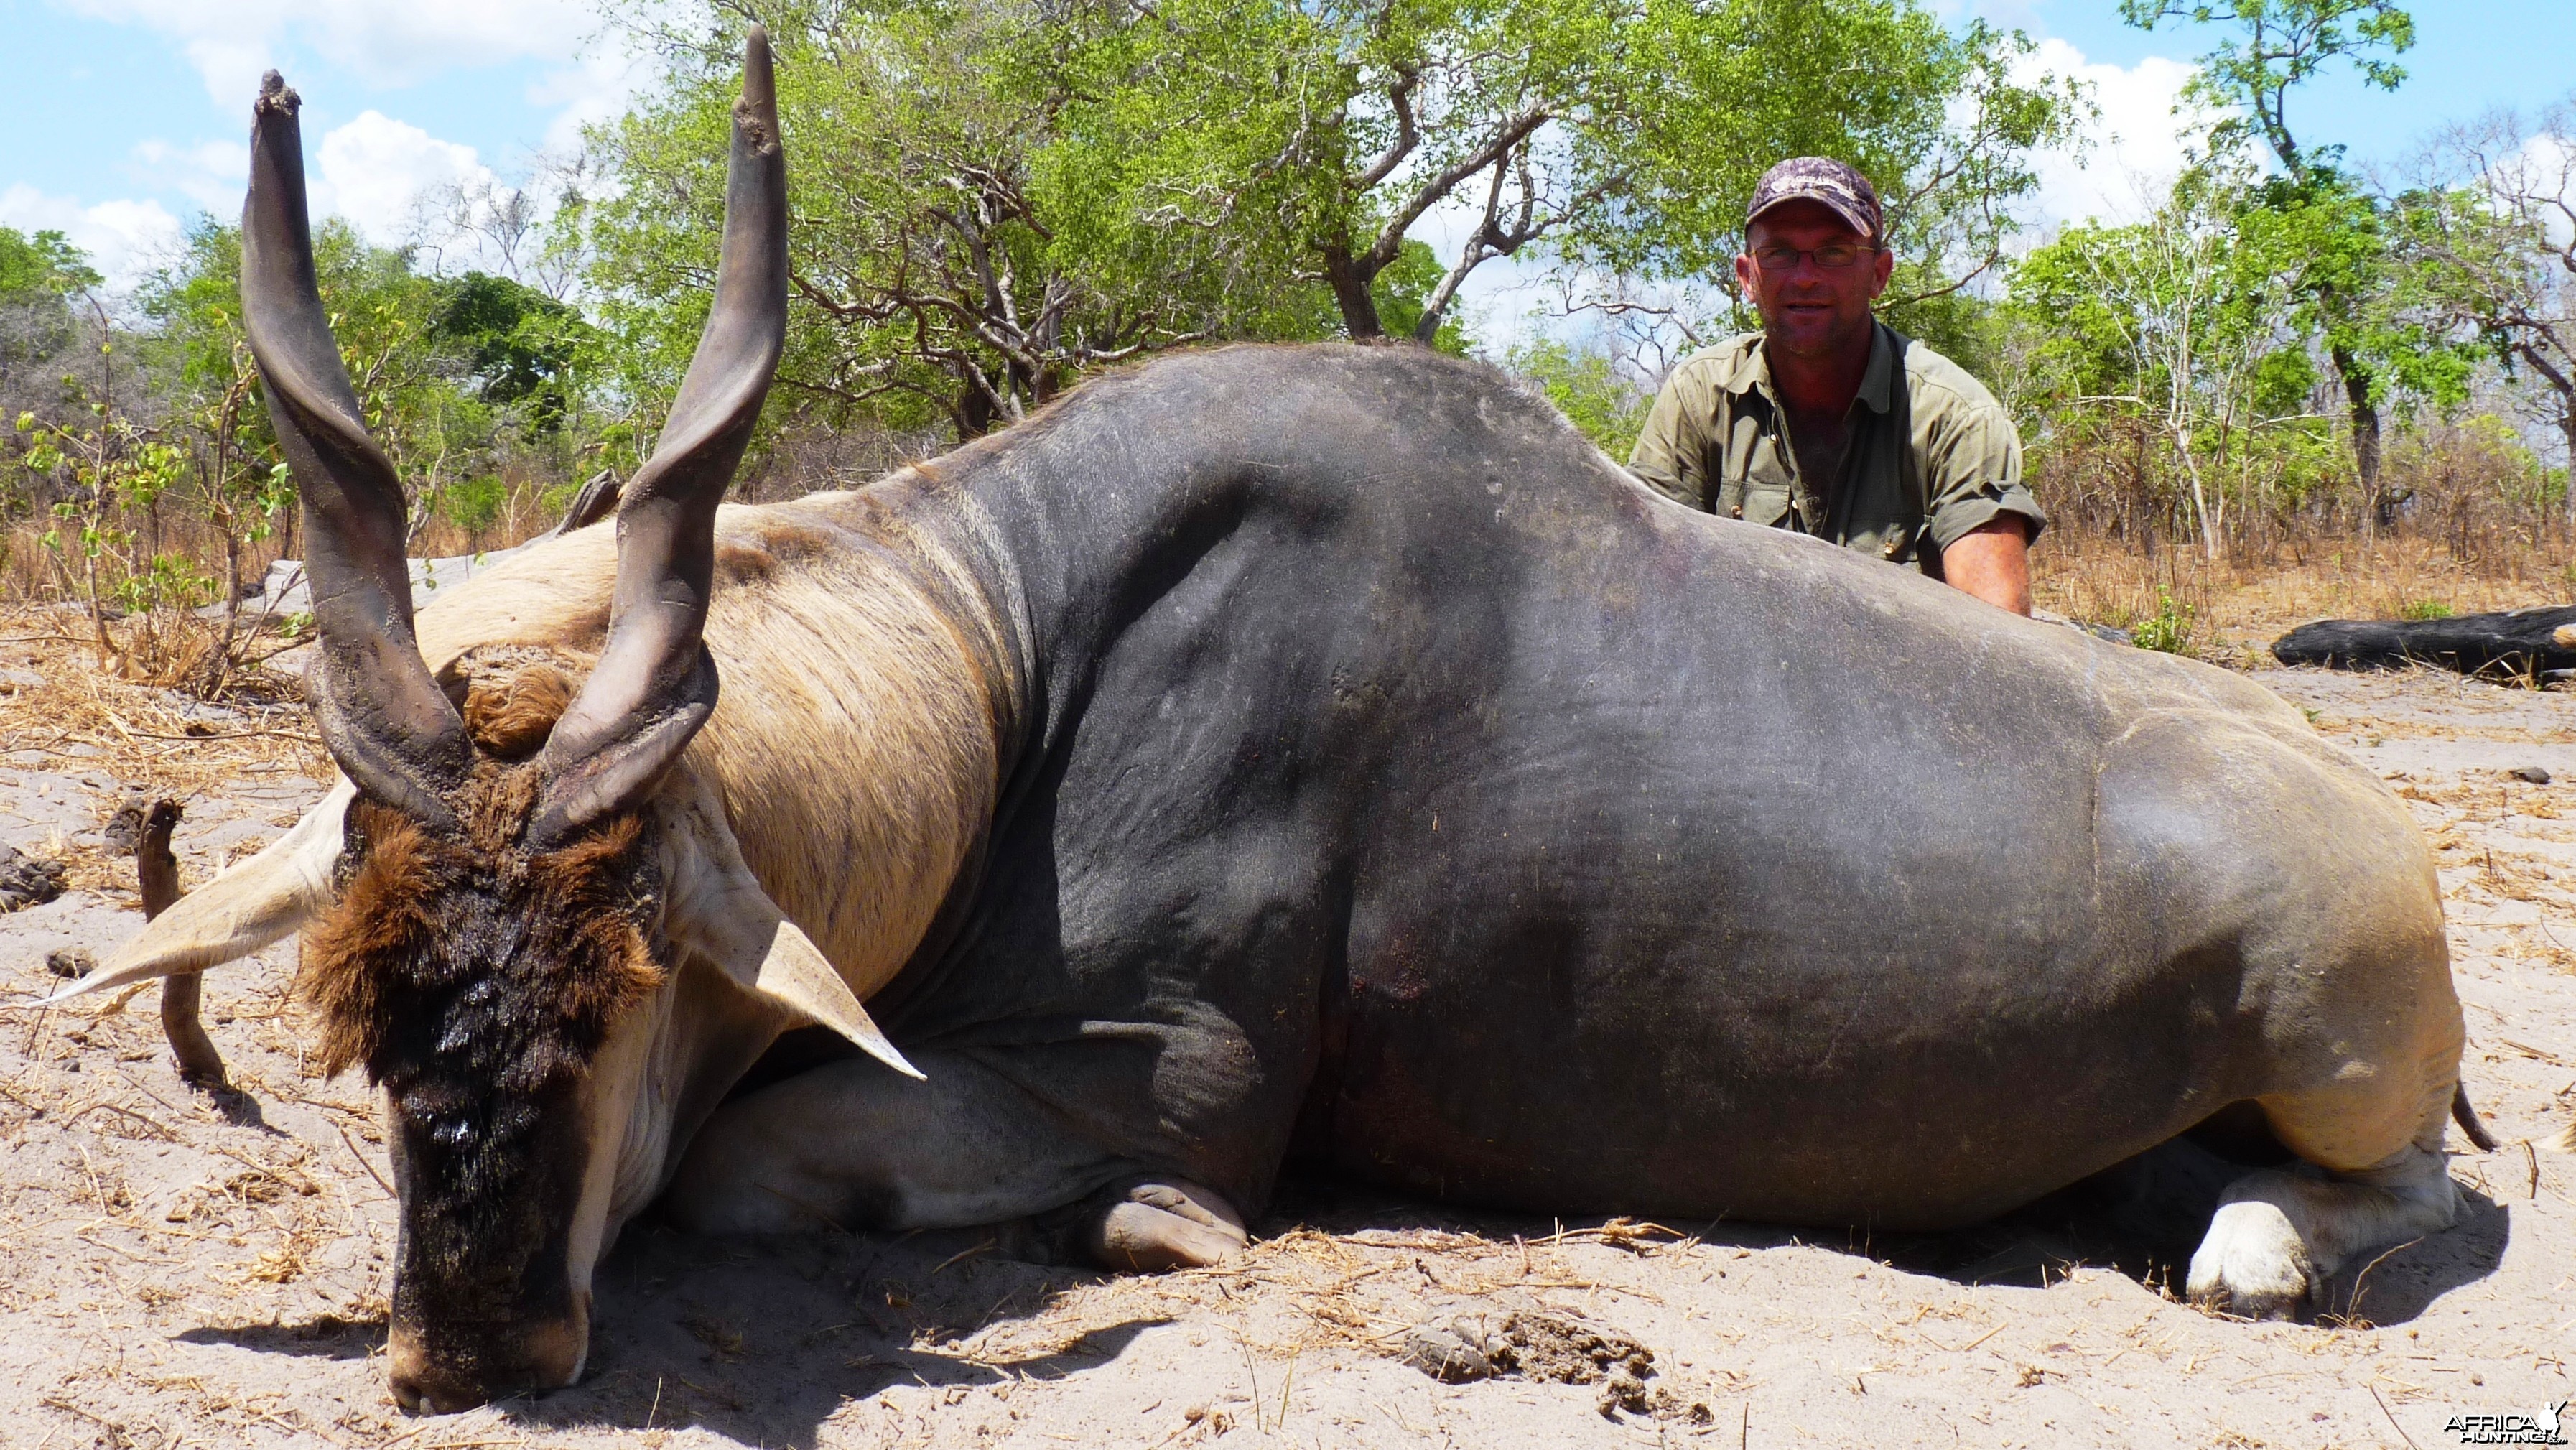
459, 661, 577, 759
412, 496, 1008, 1004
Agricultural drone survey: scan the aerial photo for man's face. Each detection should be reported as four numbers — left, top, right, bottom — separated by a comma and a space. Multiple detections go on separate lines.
1736, 200, 1894, 363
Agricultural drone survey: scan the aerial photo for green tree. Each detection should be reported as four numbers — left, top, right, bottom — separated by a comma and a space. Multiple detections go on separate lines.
132, 218, 516, 679
1047, 0, 2080, 345
2394, 98, 2576, 526
1502, 335, 1651, 453
586, 0, 1353, 440
2014, 169, 2267, 558
0, 226, 102, 398
2119, 0, 2451, 526
428, 271, 595, 432
588, 0, 2074, 440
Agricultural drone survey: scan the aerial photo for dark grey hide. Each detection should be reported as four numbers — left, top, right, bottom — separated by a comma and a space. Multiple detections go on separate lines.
796, 342, 2442, 1235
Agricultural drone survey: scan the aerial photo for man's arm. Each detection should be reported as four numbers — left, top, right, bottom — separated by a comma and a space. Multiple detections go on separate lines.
1940, 516, 2031, 615
1912, 366, 2042, 615
1626, 368, 1710, 509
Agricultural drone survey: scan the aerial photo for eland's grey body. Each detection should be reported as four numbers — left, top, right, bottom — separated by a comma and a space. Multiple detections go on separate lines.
61, 32, 2481, 1416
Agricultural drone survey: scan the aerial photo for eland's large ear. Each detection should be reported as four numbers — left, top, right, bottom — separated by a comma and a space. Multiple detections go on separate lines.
684, 902, 922, 1082
659, 784, 920, 1079
45, 781, 353, 1004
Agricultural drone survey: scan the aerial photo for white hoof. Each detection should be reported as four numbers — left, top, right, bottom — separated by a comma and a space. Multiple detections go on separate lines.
2187, 1199, 2315, 1319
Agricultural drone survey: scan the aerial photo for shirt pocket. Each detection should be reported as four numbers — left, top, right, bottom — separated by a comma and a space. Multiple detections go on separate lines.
1725, 442, 1797, 528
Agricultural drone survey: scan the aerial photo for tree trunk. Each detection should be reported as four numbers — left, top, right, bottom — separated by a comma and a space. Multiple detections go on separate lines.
2331, 344, 2389, 530
2562, 396, 2576, 535
1322, 245, 1385, 340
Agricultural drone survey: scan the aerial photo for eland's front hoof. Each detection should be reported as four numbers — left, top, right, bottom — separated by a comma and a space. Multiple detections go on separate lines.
1074, 1179, 1249, 1272
2186, 1199, 2315, 1320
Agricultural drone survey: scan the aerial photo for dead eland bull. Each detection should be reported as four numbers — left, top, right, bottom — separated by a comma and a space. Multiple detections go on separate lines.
56, 32, 2488, 1415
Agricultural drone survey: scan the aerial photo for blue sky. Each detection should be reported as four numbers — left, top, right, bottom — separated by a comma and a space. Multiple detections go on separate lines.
1993, 0, 2576, 163
3, 0, 2570, 300
0, 0, 636, 291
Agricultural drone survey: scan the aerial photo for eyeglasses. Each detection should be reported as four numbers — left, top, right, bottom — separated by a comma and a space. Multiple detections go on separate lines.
1750, 243, 1880, 271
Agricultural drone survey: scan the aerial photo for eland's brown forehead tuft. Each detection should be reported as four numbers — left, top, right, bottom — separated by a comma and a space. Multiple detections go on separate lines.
460, 661, 576, 760
294, 768, 664, 1089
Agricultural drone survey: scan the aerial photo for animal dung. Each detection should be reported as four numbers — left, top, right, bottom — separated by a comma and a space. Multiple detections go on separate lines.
101, 792, 150, 854
0, 842, 66, 913
1395, 1300, 1699, 1420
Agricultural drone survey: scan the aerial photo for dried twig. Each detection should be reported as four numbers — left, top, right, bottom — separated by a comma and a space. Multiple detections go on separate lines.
337, 1123, 394, 1199
2371, 1382, 2424, 1450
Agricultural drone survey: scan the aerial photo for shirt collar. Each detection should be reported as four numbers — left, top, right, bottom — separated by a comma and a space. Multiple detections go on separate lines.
1725, 321, 1900, 414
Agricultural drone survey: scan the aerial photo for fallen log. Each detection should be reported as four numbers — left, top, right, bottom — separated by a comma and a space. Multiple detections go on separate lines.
2271, 604, 2576, 681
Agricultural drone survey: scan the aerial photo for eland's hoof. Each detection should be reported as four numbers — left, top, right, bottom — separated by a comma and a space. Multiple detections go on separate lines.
2186, 1199, 2315, 1319
1075, 1179, 1247, 1271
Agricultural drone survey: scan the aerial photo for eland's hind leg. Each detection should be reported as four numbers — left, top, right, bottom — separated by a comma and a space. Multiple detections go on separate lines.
2186, 1072, 2462, 1319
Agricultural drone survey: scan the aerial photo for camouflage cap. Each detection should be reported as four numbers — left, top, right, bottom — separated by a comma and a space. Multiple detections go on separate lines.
1746, 157, 1883, 243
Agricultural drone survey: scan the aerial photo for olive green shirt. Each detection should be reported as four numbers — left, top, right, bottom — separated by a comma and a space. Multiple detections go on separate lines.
1627, 324, 2043, 573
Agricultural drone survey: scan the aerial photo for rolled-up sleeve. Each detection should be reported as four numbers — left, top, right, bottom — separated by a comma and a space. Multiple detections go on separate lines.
1917, 387, 2046, 554
1627, 369, 1711, 511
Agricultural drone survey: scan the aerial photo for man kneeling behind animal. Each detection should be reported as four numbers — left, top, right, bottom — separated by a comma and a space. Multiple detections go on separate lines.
1629, 157, 2041, 615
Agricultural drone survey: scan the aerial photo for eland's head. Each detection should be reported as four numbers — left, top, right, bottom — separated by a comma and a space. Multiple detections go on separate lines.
48, 28, 916, 1414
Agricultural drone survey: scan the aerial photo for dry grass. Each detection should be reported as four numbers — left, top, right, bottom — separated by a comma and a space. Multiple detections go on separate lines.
2034, 527, 2576, 663
952, 1217, 1698, 1379
0, 608, 330, 784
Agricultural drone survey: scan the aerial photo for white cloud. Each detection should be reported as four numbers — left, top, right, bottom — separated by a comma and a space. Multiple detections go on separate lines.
55, 0, 596, 104
310, 111, 494, 246
0, 183, 185, 292
126, 138, 251, 215
529, 47, 654, 157
2018, 37, 2210, 231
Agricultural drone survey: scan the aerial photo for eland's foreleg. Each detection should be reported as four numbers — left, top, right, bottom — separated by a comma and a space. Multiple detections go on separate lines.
662, 1049, 1247, 1270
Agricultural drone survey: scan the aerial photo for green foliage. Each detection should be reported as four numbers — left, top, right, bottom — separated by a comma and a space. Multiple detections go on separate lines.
2249, 346, 2317, 417
116, 552, 218, 615
139, 217, 526, 542
1372, 242, 1471, 358
0, 226, 100, 302
2006, 164, 2332, 554
2396, 597, 2452, 621
1048, 0, 2081, 333
2129, 587, 2198, 654
2119, 0, 2413, 174
1502, 337, 1650, 453
2116, 2, 2478, 518
440, 473, 510, 536
0, 226, 101, 393
428, 271, 592, 431
587, 0, 2075, 440
581, 0, 1342, 442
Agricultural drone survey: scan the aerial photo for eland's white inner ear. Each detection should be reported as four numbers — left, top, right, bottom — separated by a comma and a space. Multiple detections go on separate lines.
659, 784, 921, 1081
45, 779, 355, 1004
683, 904, 923, 1082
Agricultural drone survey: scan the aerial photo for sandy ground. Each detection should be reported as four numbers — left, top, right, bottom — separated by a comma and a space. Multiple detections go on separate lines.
1, 637, 2571, 1449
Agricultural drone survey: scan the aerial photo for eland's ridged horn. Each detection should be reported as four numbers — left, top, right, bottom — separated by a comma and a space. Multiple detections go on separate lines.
531, 27, 789, 847
242, 73, 468, 827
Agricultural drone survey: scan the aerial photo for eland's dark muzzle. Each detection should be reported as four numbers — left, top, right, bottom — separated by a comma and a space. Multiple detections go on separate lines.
389, 1296, 588, 1414
382, 1073, 597, 1413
